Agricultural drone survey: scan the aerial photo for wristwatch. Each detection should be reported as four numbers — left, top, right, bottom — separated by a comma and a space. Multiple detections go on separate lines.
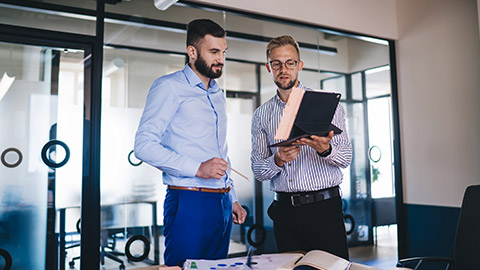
318, 144, 332, 157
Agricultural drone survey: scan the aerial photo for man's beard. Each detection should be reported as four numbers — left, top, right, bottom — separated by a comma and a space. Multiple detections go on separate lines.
194, 52, 223, 79
274, 75, 297, 90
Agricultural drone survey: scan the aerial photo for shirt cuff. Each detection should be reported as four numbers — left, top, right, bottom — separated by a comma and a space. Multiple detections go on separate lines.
182, 158, 202, 178
323, 144, 338, 161
230, 186, 238, 202
317, 144, 332, 157
268, 154, 283, 170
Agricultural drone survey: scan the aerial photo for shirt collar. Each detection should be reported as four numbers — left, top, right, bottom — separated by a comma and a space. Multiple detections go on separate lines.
183, 64, 220, 93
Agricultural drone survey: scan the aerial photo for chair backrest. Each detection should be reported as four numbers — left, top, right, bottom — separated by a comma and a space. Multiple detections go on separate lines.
454, 185, 480, 270
372, 197, 397, 227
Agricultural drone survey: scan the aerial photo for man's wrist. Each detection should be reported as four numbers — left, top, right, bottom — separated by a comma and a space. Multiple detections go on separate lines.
274, 153, 285, 166
318, 144, 332, 157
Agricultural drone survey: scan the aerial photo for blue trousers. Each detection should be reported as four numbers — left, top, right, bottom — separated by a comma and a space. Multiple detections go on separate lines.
163, 188, 233, 266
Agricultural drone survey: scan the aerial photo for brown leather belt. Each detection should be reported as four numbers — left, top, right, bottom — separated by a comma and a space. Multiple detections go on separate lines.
168, 185, 231, 194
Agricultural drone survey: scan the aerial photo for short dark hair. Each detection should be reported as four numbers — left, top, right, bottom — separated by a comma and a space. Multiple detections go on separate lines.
266, 35, 300, 60
186, 19, 226, 48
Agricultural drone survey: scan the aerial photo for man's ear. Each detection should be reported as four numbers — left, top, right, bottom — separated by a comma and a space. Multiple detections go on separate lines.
265, 62, 271, 73
298, 60, 304, 71
187, 45, 197, 61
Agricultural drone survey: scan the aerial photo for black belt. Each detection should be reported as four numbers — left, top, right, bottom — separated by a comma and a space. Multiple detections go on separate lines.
274, 186, 340, 206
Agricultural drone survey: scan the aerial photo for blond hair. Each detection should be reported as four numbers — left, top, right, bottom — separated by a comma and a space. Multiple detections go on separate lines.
266, 35, 300, 60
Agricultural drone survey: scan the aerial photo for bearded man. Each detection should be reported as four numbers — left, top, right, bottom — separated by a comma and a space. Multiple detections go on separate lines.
135, 19, 246, 267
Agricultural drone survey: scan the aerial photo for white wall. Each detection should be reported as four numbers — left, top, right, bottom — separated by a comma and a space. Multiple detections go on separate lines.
192, 0, 480, 207
191, 0, 398, 40
396, 0, 480, 207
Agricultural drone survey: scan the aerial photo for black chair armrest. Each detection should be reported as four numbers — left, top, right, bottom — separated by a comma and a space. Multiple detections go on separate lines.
397, 256, 455, 270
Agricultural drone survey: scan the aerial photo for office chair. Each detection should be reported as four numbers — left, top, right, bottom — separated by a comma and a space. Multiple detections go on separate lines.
100, 228, 126, 270
396, 185, 480, 270
372, 197, 396, 245
67, 219, 126, 270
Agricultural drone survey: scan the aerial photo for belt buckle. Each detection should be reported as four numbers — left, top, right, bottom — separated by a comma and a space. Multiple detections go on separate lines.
290, 194, 301, 206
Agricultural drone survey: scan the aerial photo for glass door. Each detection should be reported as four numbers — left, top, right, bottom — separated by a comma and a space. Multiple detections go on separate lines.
0, 41, 86, 269
99, 47, 186, 268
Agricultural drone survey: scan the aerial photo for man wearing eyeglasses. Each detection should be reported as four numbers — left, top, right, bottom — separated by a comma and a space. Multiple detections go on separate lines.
250, 35, 352, 259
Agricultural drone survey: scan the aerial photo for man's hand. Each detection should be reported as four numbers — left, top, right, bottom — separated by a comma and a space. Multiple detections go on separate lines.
294, 130, 334, 153
274, 145, 300, 167
232, 202, 246, 224
195, 157, 228, 179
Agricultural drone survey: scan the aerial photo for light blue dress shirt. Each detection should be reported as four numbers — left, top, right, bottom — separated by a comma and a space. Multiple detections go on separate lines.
135, 64, 237, 202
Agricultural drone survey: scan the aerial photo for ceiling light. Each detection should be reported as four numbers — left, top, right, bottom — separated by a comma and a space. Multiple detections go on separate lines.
154, 0, 178, 10
0, 72, 15, 103
104, 57, 124, 76
365, 65, 390, 75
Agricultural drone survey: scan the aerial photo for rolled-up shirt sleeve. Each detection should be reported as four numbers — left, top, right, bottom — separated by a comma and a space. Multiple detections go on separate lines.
323, 103, 352, 169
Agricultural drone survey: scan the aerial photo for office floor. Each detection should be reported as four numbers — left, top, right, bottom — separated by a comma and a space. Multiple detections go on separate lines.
349, 225, 399, 269
65, 225, 398, 269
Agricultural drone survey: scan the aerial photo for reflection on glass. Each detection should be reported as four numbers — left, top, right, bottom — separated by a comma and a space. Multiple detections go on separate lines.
366, 66, 391, 98
300, 70, 345, 93
226, 98, 255, 254
0, 42, 84, 269
100, 48, 185, 266
218, 61, 256, 92
352, 73, 363, 101
299, 70, 322, 89
322, 76, 346, 99
368, 98, 395, 198
260, 68, 276, 105
365, 65, 394, 198
0, 4, 95, 35
342, 102, 372, 244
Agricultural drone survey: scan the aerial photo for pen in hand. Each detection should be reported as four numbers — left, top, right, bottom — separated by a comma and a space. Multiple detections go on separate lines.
226, 165, 251, 182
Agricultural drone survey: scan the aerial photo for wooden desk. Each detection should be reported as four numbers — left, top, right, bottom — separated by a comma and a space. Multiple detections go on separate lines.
132, 266, 161, 270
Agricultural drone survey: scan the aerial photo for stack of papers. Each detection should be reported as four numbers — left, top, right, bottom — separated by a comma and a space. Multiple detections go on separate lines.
183, 253, 302, 270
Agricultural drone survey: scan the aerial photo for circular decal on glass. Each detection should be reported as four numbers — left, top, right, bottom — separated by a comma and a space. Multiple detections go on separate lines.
1, 147, 23, 168
0, 248, 12, 270
125, 235, 150, 262
246, 224, 267, 248
368, 145, 382, 163
344, 214, 355, 235
342, 198, 348, 212
41, 140, 70, 168
128, 150, 142, 166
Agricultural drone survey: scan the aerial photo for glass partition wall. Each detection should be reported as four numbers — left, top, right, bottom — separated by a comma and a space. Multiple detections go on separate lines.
0, 40, 88, 269
0, 0, 398, 269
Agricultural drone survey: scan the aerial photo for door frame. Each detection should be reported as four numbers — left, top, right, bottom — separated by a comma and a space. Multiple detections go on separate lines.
0, 19, 103, 270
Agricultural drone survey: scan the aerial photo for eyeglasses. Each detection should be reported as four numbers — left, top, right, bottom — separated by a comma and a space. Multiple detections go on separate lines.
268, 59, 299, 70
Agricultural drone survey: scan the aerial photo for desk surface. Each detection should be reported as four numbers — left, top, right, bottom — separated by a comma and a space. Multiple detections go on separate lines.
133, 266, 181, 270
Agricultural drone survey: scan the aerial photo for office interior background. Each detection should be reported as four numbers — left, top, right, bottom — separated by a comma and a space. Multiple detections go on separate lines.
0, 0, 479, 269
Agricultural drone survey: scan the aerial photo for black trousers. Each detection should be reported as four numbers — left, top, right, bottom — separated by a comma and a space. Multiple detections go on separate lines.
267, 195, 349, 260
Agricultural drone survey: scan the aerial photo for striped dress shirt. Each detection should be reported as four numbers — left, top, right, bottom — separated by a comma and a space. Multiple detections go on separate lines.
250, 84, 352, 192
